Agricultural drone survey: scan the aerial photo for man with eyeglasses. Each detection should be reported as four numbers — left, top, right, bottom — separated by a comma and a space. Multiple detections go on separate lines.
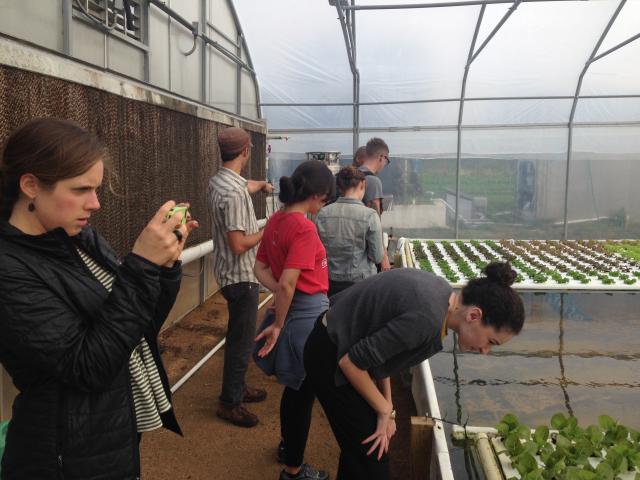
208, 127, 273, 427
358, 137, 391, 271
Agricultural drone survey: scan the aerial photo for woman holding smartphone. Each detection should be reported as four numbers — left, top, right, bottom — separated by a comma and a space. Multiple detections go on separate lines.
0, 118, 198, 479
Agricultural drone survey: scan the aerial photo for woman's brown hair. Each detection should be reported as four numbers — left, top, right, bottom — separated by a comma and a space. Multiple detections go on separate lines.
336, 166, 365, 196
461, 262, 525, 334
0, 118, 107, 219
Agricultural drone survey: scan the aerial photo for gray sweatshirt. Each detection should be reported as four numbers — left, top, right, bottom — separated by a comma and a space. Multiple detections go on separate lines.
326, 268, 452, 386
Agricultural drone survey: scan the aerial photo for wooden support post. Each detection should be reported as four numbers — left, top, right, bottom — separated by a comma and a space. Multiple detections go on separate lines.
411, 416, 435, 480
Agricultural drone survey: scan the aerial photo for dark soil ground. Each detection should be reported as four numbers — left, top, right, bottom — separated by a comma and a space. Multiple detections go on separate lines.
140, 292, 415, 479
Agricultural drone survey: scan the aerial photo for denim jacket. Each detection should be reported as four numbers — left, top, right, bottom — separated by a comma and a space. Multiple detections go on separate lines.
316, 197, 384, 282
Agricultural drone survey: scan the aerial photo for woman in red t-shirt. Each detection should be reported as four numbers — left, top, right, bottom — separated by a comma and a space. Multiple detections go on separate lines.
253, 160, 335, 480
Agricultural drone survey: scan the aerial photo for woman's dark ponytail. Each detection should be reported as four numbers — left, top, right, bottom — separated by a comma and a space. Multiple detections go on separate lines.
483, 261, 517, 287
461, 261, 524, 334
278, 160, 335, 206
279, 176, 296, 204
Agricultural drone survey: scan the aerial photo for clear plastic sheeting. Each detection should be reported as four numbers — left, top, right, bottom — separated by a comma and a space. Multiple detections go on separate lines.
461, 127, 568, 156
581, 41, 640, 96
356, 7, 477, 102
595, 0, 640, 55
463, 99, 573, 126
360, 101, 459, 128
233, 0, 640, 239
466, 1, 619, 98
375, 131, 458, 238
233, 0, 353, 104
263, 105, 353, 130
266, 133, 354, 185
568, 126, 640, 239
365, 130, 458, 156
459, 128, 568, 239
574, 97, 640, 124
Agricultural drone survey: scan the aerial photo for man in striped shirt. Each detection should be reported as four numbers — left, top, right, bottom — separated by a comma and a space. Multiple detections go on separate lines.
208, 127, 273, 427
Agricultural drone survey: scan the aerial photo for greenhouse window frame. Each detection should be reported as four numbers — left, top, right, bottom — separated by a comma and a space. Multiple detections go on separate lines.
319, 0, 640, 240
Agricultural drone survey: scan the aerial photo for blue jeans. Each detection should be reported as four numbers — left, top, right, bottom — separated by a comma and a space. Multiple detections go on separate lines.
220, 282, 259, 406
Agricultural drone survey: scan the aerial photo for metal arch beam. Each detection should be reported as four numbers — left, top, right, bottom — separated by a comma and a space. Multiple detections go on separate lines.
469, 0, 522, 64
351, 0, 360, 151
267, 120, 640, 135
201, 0, 208, 104
454, 0, 522, 238
227, 0, 263, 119
455, 5, 485, 238
334, 0, 361, 155
147, 0, 255, 73
63, 0, 72, 55
562, 0, 627, 240
591, 31, 640, 63
259, 94, 640, 107
343, 0, 582, 10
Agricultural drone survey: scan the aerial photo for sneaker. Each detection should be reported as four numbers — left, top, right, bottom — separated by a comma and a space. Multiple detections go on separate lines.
276, 440, 286, 464
216, 404, 259, 428
242, 385, 267, 403
279, 464, 329, 480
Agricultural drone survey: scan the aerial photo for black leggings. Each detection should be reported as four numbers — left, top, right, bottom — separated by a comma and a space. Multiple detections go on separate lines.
328, 280, 354, 298
304, 321, 390, 480
280, 377, 316, 467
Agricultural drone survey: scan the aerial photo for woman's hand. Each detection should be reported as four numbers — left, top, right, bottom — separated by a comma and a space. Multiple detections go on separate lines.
132, 201, 198, 267
254, 324, 281, 358
362, 411, 392, 460
386, 419, 397, 442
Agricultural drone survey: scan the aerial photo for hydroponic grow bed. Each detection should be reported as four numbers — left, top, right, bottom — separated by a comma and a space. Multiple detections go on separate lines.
402, 239, 640, 291
451, 413, 640, 480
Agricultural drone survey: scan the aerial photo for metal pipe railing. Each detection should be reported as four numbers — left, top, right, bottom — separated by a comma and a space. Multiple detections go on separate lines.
147, 0, 255, 74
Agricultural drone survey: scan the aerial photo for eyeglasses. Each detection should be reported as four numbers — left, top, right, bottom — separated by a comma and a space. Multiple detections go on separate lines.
381, 154, 390, 165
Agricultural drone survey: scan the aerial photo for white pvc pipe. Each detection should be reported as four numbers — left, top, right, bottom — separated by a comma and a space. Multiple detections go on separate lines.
170, 293, 274, 394
476, 433, 503, 480
179, 240, 213, 265
170, 337, 226, 394
452, 425, 498, 438
179, 218, 268, 266
418, 360, 455, 480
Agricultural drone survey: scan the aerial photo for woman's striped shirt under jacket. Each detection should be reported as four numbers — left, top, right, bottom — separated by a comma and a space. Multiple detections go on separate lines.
76, 247, 171, 433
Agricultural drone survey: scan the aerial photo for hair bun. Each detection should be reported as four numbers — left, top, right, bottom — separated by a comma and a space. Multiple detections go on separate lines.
278, 176, 295, 203
482, 261, 517, 287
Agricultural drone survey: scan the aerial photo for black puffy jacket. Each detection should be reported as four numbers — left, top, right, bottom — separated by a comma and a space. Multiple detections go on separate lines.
0, 220, 182, 479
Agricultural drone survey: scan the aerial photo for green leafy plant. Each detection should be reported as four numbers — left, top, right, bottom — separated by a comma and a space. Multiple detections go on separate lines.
494, 413, 640, 480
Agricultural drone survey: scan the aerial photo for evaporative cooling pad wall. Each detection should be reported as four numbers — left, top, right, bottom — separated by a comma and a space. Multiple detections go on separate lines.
0, 65, 266, 256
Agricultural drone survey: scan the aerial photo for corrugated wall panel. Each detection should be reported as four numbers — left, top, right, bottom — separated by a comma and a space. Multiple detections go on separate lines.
0, 64, 266, 256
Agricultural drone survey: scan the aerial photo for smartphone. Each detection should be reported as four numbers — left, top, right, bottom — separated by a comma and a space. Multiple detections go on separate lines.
165, 203, 189, 225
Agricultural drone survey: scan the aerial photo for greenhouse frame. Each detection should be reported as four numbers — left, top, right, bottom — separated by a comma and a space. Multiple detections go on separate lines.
234, 0, 640, 240
1, 1, 639, 479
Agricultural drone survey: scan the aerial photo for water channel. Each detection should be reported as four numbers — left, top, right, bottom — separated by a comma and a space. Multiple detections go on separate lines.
427, 292, 640, 479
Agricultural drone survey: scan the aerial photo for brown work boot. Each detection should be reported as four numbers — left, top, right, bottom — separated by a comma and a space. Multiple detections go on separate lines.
216, 404, 259, 428
242, 385, 267, 403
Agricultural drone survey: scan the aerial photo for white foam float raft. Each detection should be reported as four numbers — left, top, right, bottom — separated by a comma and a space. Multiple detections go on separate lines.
399, 238, 640, 292
449, 425, 640, 480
